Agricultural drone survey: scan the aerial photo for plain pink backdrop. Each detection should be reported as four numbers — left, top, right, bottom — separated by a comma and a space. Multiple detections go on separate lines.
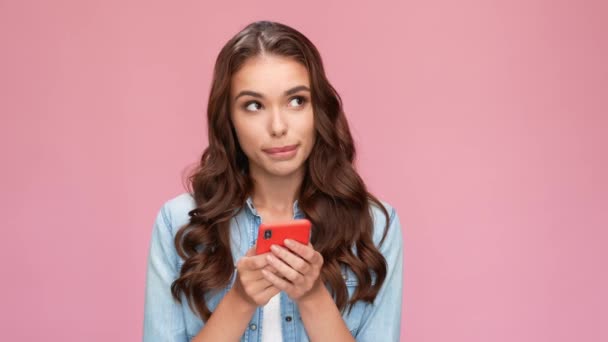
1, 0, 606, 341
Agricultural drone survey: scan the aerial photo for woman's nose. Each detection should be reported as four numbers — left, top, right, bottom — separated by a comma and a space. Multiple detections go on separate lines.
269, 109, 287, 137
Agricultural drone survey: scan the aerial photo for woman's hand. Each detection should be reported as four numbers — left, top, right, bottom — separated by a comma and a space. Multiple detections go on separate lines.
231, 247, 280, 309
261, 239, 324, 303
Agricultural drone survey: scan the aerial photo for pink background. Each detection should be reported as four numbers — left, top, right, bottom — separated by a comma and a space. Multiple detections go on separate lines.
1, 0, 606, 341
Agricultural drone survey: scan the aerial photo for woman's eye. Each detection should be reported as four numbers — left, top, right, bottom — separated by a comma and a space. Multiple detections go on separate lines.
244, 101, 262, 112
289, 96, 307, 108
243, 97, 307, 112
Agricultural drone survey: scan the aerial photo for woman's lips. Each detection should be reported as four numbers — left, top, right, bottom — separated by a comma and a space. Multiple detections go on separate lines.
263, 144, 299, 154
263, 144, 299, 160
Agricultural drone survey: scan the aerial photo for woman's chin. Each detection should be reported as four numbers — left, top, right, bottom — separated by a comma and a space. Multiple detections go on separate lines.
264, 162, 305, 178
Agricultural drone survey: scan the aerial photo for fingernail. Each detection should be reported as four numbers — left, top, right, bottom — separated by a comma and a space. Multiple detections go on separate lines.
266, 254, 274, 262
270, 244, 279, 252
284, 239, 293, 246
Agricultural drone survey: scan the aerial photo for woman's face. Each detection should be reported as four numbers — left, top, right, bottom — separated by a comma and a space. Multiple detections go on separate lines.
230, 54, 315, 178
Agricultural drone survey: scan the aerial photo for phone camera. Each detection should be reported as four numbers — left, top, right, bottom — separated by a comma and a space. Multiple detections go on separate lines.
264, 229, 272, 239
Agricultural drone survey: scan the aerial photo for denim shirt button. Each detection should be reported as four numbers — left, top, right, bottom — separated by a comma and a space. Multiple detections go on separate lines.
249, 323, 257, 331
285, 316, 292, 322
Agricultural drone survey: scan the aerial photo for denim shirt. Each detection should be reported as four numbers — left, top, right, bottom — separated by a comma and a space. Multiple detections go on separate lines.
143, 192, 403, 341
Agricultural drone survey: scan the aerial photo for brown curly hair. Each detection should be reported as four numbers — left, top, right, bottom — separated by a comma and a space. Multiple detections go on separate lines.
170, 20, 391, 322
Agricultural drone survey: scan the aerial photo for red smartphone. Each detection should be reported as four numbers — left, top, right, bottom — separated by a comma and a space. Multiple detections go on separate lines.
255, 219, 311, 254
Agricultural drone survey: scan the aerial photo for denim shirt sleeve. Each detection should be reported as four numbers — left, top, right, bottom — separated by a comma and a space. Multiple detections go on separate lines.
143, 203, 188, 342
356, 207, 404, 342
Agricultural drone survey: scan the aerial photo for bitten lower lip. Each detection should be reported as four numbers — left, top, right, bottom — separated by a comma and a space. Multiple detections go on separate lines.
263, 145, 299, 154
263, 144, 299, 160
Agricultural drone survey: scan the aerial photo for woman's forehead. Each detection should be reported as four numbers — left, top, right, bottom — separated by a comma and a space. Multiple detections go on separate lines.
231, 55, 310, 98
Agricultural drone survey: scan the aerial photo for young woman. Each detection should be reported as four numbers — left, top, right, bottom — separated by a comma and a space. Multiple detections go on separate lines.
143, 21, 403, 342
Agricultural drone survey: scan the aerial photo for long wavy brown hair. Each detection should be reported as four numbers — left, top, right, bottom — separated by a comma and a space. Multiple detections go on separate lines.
170, 20, 391, 322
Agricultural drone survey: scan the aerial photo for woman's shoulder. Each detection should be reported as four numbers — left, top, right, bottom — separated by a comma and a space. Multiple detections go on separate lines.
367, 197, 402, 250
157, 192, 197, 234
163, 191, 196, 210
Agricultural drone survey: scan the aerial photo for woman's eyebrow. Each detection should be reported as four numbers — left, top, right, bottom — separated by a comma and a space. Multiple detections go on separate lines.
234, 85, 310, 101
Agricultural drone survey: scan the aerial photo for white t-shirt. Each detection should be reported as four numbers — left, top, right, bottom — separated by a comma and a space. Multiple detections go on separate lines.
262, 292, 283, 341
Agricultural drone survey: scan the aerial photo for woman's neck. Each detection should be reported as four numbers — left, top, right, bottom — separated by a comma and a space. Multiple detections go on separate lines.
249, 165, 304, 217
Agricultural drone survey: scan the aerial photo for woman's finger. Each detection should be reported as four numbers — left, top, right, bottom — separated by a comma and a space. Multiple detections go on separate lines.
265, 253, 303, 283
270, 244, 310, 275
284, 239, 322, 266
238, 253, 270, 271
245, 277, 275, 294
263, 264, 279, 274
262, 268, 293, 292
